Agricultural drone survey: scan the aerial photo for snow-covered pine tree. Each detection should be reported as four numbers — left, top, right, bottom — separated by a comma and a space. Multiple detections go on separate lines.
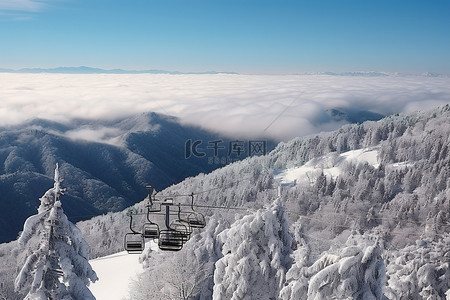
212, 199, 292, 300
15, 163, 98, 300
385, 233, 450, 300
306, 231, 386, 300
279, 222, 310, 300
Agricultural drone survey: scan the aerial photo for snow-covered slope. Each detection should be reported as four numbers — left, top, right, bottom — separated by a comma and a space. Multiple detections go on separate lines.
89, 240, 166, 300
275, 147, 379, 186
89, 251, 144, 300
79, 105, 448, 299
83, 148, 383, 299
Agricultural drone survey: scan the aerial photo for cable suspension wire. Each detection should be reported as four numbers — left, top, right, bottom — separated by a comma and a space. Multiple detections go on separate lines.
67, 204, 253, 221
123, 200, 449, 234
128, 204, 253, 217
152, 172, 263, 199
66, 164, 450, 238
68, 197, 450, 231
67, 166, 275, 222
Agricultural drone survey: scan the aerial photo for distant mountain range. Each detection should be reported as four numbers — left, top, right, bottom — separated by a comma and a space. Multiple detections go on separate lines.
317, 71, 390, 77
0, 66, 238, 75
0, 67, 447, 77
326, 108, 384, 124
298, 71, 449, 77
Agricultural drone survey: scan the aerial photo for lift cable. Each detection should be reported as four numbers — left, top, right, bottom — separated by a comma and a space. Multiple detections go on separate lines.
151, 173, 260, 199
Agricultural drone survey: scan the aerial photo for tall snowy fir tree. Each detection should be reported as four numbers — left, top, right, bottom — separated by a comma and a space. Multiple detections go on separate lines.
212, 199, 292, 300
15, 163, 98, 300
279, 222, 311, 300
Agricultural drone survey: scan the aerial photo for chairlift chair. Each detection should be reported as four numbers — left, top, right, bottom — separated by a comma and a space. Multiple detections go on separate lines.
124, 234, 145, 253
187, 212, 206, 228
185, 193, 206, 228
143, 223, 159, 239
157, 201, 188, 251
158, 229, 184, 251
174, 204, 192, 241
142, 204, 160, 239
124, 212, 145, 253
170, 220, 191, 243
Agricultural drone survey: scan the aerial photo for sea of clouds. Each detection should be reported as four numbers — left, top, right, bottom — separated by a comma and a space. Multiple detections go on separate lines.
1, 73, 449, 142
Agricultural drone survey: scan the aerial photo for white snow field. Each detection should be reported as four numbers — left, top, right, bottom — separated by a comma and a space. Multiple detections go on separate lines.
90, 241, 158, 300
275, 147, 380, 186
89, 251, 143, 300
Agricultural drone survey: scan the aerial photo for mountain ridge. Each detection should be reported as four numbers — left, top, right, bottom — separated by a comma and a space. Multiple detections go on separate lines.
0, 112, 276, 243
0, 66, 238, 75
1, 67, 448, 77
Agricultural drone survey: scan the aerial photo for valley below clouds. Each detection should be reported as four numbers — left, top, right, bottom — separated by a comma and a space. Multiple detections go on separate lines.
1, 73, 450, 142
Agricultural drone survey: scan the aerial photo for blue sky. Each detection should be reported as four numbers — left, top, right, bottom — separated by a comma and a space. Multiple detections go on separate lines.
1, 0, 449, 74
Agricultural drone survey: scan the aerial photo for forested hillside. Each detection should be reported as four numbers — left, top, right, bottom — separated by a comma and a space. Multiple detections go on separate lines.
2, 105, 450, 299
79, 105, 450, 299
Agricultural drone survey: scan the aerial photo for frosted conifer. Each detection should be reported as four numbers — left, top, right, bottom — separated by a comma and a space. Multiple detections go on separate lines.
279, 222, 310, 300
385, 234, 450, 299
15, 163, 98, 300
212, 199, 292, 300
306, 232, 386, 300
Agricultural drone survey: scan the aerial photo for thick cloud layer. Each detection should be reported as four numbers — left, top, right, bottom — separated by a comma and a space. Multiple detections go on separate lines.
1, 73, 449, 142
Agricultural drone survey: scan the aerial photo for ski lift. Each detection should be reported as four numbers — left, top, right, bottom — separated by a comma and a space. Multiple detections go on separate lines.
184, 193, 206, 228
142, 185, 160, 239
124, 210, 145, 253
142, 205, 160, 239
158, 230, 185, 251
145, 185, 161, 213
172, 204, 192, 242
143, 222, 159, 240
158, 200, 188, 251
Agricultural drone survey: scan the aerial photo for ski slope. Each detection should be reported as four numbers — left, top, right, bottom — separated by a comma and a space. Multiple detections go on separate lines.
89, 241, 158, 300
89, 251, 143, 300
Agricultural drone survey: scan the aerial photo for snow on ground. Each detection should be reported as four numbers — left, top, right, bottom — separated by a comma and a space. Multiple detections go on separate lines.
340, 147, 379, 168
89, 251, 143, 300
275, 147, 380, 186
391, 161, 415, 169
89, 241, 157, 300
